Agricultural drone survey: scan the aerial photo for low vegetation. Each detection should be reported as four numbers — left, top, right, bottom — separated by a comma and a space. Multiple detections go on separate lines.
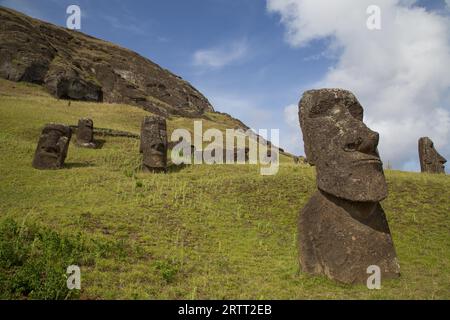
0, 79, 449, 299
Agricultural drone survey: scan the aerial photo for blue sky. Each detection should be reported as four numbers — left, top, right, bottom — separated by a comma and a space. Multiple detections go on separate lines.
1, 0, 450, 172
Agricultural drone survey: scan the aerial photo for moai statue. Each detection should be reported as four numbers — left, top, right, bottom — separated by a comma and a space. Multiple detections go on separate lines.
76, 118, 96, 148
140, 116, 168, 173
418, 137, 446, 174
32, 124, 72, 170
298, 89, 400, 284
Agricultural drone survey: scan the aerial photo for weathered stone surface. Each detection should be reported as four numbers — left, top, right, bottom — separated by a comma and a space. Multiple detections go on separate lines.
418, 137, 446, 174
140, 116, 167, 172
298, 190, 400, 284
32, 123, 72, 170
299, 89, 387, 202
298, 88, 400, 284
76, 118, 95, 148
0, 7, 214, 117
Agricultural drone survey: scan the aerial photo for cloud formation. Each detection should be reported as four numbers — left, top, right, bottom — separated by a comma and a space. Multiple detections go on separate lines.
193, 39, 248, 69
268, 0, 450, 171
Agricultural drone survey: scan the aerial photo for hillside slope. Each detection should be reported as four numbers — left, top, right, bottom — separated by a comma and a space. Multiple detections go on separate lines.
0, 6, 214, 117
0, 80, 449, 299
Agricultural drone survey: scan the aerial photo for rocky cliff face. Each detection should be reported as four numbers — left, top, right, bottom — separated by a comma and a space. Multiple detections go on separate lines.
0, 7, 214, 117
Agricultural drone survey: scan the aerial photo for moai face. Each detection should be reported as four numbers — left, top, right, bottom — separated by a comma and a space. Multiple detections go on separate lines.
299, 89, 387, 202
419, 137, 447, 174
141, 116, 167, 172
32, 124, 72, 170
77, 118, 94, 144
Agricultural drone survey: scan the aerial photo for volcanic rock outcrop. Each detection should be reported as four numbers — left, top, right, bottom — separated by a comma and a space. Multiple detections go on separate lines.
298, 89, 400, 284
76, 118, 95, 148
0, 7, 214, 117
32, 123, 72, 170
418, 137, 446, 174
140, 116, 168, 173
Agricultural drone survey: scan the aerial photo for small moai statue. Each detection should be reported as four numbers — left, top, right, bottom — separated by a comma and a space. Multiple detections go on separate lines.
76, 118, 96, 148
140, 116, 168, 173
32, 124, 72, 170
418, 137, 446, 174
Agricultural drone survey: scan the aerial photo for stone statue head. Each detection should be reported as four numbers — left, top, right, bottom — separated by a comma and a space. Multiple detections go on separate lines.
299, 89, 387, 202
141, 116, 167, 171
32, 123, 72, 169
418, 137, 447, 174
77, 118, 94, 144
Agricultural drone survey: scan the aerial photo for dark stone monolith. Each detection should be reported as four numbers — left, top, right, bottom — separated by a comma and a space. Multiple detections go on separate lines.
418, 137, 446, 174
32, 123, 72, 170
76, 118, 95, 148
298, 89, 400, 284
140, 116, 167, 173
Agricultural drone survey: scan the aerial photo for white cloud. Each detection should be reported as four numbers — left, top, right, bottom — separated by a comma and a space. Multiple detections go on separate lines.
193, 40, 248, 69
283, 104, 303, 155
268, 0, 450, 171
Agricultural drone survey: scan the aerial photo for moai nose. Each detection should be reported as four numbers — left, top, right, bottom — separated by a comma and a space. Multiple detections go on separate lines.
357, 130, 379, 156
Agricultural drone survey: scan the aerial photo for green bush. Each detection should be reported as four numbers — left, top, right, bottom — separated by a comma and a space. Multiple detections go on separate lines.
0, 219, 85, 299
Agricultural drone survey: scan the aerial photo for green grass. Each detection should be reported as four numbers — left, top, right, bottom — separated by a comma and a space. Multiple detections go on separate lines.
0, 79, 449, 299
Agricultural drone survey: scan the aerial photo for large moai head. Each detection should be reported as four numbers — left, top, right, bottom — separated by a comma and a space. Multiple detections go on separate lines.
32, 124, 72, 170
418, 137, 447, 174
76, 118, 94, 147
140, 116, 168, 172
299, 89, 387, 202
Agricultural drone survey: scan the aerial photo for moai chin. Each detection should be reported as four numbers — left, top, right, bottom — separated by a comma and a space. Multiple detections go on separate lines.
32, 123, 72, 170
298, 89, 400, 284
76, 118, 96, 148
140, 116, 168, 173
418, 137, 446, 174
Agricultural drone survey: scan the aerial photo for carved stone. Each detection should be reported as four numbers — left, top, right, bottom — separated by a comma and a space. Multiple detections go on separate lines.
418, 137, 446, 174
32, 124, 72, 170
298, 89, 400, 284
140, 116, 167, 172
76, 118, 96, 148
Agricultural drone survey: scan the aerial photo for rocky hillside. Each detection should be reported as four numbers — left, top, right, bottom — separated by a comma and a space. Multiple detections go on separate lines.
0, 7, 214, 117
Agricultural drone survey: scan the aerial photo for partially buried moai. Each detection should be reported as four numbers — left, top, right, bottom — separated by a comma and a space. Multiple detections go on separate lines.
140, 116, 168, 173
76, 118, 96, 148
418, 137, 446, 174
298, 89, 400, 284
32, 124, 72, 170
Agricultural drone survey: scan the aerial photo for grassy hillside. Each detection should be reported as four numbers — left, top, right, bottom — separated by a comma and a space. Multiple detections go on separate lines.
0, 79, 449, 299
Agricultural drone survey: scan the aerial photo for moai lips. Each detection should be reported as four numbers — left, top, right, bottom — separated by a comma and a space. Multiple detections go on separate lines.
32, 123, 72, 170
418, 137, 446, 174
297, 89, 400, 284
140, 116, 168, 173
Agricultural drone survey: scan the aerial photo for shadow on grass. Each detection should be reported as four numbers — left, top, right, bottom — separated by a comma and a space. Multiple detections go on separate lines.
64, 162, 96, 169
166, 163, 191, 173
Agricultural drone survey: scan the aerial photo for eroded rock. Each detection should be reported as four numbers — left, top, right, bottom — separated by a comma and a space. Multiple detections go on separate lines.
32, 124, 72, 170
298, 88, 400, 284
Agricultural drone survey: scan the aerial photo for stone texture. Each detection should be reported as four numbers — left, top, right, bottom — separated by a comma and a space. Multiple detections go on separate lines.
76, 118, 95, 148
32, 123, 72, 170
0, 7, 214, 117
298, 88, 400, 284
418, 137, 446, 174
140, 116, 167, 172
